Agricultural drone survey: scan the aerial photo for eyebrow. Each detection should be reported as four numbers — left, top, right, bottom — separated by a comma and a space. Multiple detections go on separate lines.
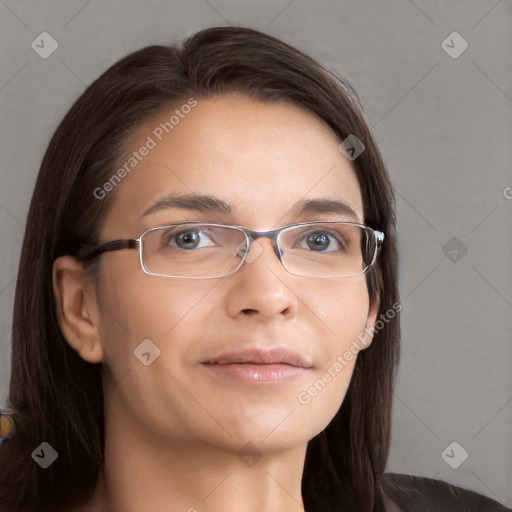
141, 193, 360, 222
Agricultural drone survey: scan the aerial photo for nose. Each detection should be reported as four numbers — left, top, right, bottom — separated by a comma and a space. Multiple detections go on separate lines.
240, 235, 282, 267
225, 236, 299, 319
235, 235, 281, 277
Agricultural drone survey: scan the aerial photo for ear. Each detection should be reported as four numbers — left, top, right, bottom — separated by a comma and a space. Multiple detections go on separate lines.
359, 294, 381, 351
52, 256, 104, 363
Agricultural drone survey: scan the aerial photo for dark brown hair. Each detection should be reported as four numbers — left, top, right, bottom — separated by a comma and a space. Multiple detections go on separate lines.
0, 26, 400, 512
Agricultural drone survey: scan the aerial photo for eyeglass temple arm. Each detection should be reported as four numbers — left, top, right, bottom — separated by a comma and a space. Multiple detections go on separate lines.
76, 239, 138, 261
372, 230, 385, 259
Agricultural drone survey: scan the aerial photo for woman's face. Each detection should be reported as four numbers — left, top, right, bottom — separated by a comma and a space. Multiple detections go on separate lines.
82, 95, 377, 454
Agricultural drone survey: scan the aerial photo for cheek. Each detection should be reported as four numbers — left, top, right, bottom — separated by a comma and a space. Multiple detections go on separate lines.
309, 276, 370, 352
96, 268, 213, 361
293, 277, 369, 424
95, 269, 222, 437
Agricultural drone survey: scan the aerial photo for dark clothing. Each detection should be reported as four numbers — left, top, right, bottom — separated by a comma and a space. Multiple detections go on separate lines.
376, 473, 510, 511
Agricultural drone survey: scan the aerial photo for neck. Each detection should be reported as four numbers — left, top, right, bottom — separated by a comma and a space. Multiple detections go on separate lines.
78, 410, 307, 512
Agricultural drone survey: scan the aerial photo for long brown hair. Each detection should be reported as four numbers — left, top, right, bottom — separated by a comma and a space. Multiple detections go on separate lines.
0, 26, 400, 512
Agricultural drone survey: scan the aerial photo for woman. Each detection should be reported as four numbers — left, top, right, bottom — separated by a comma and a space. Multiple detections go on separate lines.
0, 26, 508, 512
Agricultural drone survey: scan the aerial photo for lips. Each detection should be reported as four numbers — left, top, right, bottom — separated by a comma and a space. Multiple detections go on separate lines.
203, 346, 313, 368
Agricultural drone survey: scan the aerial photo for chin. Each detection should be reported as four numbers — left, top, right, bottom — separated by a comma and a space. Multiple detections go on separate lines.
210, 408, 328, 452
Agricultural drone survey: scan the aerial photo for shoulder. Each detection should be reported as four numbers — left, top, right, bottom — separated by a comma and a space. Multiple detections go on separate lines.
376, 472, 510, 512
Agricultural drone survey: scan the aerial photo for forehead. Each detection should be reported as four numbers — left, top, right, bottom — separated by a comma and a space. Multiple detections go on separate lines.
102, 94, 364, 236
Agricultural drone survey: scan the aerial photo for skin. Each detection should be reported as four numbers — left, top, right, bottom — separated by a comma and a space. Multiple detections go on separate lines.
53, 94, 379, 512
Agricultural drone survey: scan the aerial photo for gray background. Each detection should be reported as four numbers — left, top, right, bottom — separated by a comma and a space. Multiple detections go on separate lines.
0, 0, 511, 506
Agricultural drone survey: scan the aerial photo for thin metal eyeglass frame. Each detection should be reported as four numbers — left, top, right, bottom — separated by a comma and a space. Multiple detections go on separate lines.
76, 221, 385, 279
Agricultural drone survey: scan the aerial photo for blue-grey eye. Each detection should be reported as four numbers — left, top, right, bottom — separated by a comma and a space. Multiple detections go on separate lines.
175, 230, 201, 249
162, 227, 217, 251
293, 229, 343, 252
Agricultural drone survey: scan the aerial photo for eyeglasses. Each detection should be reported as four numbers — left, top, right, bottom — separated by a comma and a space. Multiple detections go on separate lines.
77, 221, 384, 279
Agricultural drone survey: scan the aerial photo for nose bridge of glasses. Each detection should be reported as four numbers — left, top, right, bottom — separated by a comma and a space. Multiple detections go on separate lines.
240, 228, 283, 264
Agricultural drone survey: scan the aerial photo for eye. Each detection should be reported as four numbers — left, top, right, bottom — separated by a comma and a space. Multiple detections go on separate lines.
162, 227, 217, 250
293, 228, 345, 252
